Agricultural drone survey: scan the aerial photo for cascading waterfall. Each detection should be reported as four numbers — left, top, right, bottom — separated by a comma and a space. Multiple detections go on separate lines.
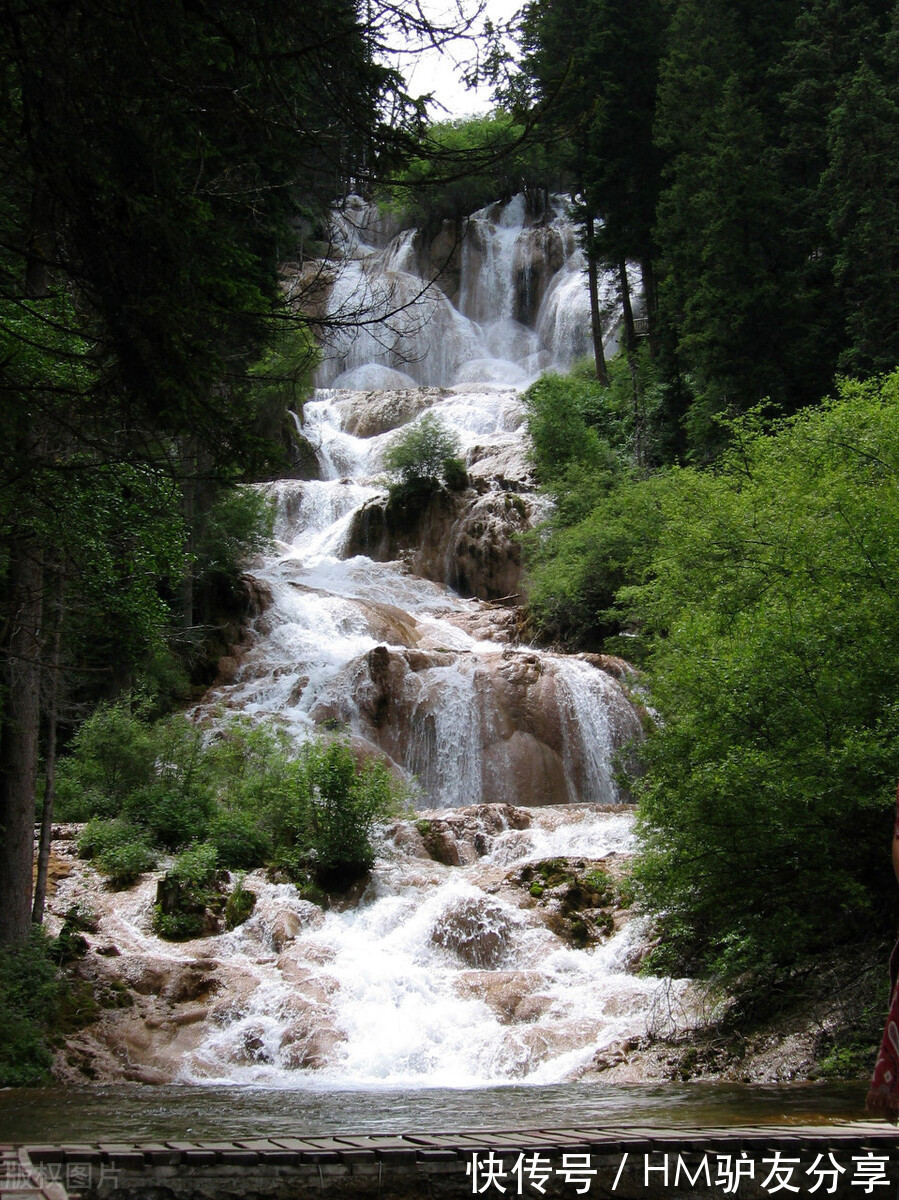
314, 192, 629, 389
52, 195, 695, 1090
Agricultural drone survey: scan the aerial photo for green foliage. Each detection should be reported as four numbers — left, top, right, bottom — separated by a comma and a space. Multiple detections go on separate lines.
383, 114, 563, 231
57, 695, 160, 821
628, 374, 899, 976
207, 810, 273, 870
63, 704, 407, 897
275, 739, 406, 889
0, 932, 62, 1086
523, 372, 620, 490
225, 876, 257, 930
442, 457, 469, 492
169, 843, 220, 887
192, 487, 276, 595
383, 414, 463, 495
98, 841, 159, 889
78, 817, 149, 861
245, 324, 319, 427
60, 701, 215, 849
152, 843, 222, 941
151, 908, 207, 941
580, 868, 614, 904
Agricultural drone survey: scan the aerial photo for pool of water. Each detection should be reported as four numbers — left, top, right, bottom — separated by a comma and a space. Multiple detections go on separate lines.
0, 1081, 868, 1143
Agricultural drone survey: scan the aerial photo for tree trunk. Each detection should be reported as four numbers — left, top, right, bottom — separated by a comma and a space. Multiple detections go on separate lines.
618, 258, 637, 353
641, 256, 660, 358
586, 213, 610, 387
619, 259, 645, 471
0, 534, 44, 946
32, 564, 65, 926
180, 443, 196, 631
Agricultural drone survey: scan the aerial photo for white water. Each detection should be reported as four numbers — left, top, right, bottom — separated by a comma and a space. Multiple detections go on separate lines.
96, 195, 694, 1089
315, 193, 629, 389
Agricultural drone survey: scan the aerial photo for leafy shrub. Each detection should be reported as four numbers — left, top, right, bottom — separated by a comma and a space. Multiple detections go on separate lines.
383, 413, 462, 491
123, 783, 213, 851
523, 372, 619, 488
98, 840, 158, 888
62, 705, 408, 897
265, 738, 406, 890
60, 702, 214, 849
170, 842, 219, 886
152, 908, 207, 940
193, 486, 276, 594
56, 694, 158, 820
630, 374, 899, 977
208, 810, 272, 869
78, 817, 147, 860
224, 876, 257, 930
0, 931, 62, 1086
152, 843, 223, 941
442, 456, 468, 491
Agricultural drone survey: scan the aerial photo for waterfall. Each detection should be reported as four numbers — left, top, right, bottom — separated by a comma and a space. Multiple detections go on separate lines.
313, 193, 630, 389
50, 195, 696, 1092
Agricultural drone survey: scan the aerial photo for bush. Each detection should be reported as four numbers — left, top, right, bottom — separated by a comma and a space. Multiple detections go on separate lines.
98, 840, 158, 888
152, 843, 223, 940
383, 413, 462, 490
60, 703, 214, 849
152, 908, 207, 941
266, 738, 406, 890
208, 810, 272, 870
170, 842, 219, 886
0, 931, 62, 1086
224, 876, 257, 930
523, 372, 619, 488
78, 817, 147, 860
630, 375, 899, 977
62, 705, 409, 897
123, 783, 213, 851
442, 456, 468, 491
56, 694, 158, 820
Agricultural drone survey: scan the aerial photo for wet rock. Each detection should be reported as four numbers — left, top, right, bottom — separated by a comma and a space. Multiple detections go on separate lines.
431, 896, 512, 968
163, 963, 221, 1004
216, 655, 240, 685
416, 821, 462, 867
332, 388, 442, 437
280, 1025, 345, 1071
310, 647, 642, 808
457, 970, 553, 1025
344, 485, 534, 604
270, 910, 302, 951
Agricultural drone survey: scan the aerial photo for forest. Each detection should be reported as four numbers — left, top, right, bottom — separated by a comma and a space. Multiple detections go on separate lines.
2, 0, 899, 1084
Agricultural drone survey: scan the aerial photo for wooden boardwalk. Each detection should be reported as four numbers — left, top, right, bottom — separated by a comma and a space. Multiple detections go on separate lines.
6, 1124, 899, 1197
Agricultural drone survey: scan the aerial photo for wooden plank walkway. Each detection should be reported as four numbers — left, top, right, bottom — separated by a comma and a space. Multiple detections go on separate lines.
7, 1124, 899, 1197
0, 1146, 68, 1200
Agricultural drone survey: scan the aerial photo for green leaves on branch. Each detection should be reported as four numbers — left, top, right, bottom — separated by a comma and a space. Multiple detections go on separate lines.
627, 374, 899, 977
524, 368, 899, 978
383, 413, 465, 499
59, 704, 409, 892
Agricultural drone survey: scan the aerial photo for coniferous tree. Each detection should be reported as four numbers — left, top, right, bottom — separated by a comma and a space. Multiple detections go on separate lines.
0, 0, 432, 946
824, 40, 899, 375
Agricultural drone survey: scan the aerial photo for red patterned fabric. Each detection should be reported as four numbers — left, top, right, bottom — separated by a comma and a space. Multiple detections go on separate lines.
866, 783, 899, 1121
